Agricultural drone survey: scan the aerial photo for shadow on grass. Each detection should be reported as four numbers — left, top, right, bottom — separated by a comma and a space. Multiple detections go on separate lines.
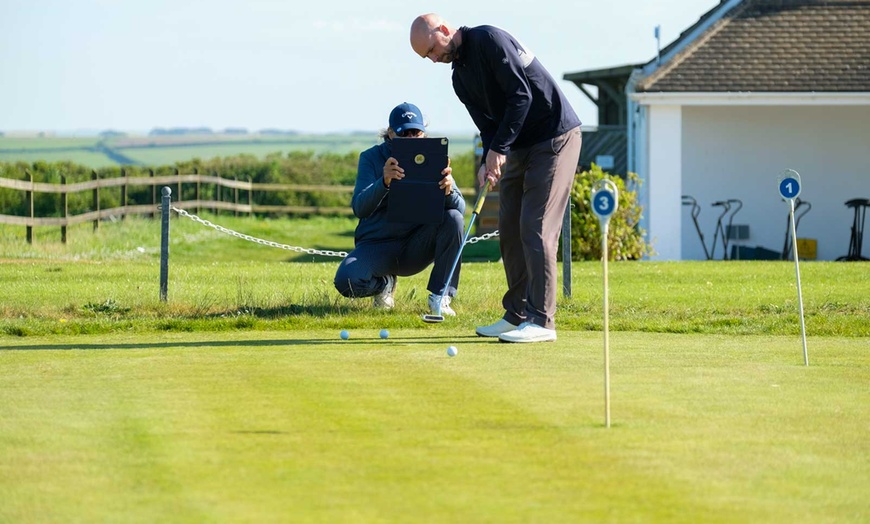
202, 303, 357, 320
284, 249, 349, 263
0, 334, 485, 351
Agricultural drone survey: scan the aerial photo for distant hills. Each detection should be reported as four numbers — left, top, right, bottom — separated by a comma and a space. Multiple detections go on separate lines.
0, 131, 475, 169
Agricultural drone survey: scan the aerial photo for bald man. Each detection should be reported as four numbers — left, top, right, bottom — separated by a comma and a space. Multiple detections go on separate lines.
410, 13, 582, 343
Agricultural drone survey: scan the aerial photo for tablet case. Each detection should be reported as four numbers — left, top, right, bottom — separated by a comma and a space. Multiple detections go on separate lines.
387, 137, 449, 224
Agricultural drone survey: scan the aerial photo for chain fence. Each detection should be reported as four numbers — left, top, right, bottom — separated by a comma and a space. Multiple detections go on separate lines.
171, 206, 499, 258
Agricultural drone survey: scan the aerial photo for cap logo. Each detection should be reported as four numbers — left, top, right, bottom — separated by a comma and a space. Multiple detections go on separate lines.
402, 111, 418, 120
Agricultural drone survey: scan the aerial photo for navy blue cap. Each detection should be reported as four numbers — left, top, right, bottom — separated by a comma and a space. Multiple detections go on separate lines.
389, 102, 426, 134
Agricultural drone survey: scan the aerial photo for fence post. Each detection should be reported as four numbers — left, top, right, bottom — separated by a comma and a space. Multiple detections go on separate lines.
25, 170, 33, 244
194, 167, 200, 215
150, 169, 156, 219
61, 175, 68, 244
91, 170, 100, 231
562, 202, 572, 298
247, 176, 253, 217
121, 169, 128, 221
234, 176, 239, 217
214, 172, 220, 214
160, 187, 171, 302
175, 168, 182, 205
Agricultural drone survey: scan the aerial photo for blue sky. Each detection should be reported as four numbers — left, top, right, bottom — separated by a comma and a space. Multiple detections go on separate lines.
1, 0, 719, 135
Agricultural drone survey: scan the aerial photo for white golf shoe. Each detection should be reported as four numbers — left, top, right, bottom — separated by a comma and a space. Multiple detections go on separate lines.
498, 322, 557, 343
428, 294, 455, 316
475, 318, 518, 338
373, 275, 397, 309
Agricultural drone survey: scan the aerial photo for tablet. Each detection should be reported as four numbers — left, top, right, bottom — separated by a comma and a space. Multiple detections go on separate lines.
387, 137, 449, 224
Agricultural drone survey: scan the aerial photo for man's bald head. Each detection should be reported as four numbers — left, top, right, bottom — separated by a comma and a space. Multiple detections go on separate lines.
410, 13, 459, 63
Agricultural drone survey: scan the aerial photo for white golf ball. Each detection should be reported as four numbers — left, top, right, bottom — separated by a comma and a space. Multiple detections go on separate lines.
340, 330, 350, 340
379, 329, 389, 339
447, 345, 458, 357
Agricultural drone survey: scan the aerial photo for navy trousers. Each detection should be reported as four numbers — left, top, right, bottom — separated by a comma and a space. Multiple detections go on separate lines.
334, 208, 464, 299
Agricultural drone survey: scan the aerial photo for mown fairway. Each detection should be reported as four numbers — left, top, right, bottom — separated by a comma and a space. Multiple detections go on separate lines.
0, 215, 868, 522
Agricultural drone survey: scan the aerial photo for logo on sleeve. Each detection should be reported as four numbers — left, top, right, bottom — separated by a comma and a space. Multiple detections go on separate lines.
516, 39, 535, 68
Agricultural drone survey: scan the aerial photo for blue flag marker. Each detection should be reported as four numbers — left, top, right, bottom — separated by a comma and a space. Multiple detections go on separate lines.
779, 175, 801, 200
591, 180, 618, 428
779, 169, 808, 366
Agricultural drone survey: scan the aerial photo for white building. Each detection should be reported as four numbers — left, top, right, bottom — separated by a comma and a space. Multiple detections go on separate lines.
566, 0, 870, 261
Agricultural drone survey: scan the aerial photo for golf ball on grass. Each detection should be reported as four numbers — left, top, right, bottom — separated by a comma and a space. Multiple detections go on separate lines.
447, 346, 458, 357
340, 330, 350, 340
380, 329, 389, 339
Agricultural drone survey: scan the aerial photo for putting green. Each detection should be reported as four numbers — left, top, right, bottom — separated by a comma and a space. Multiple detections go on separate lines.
0, 330, 867, 522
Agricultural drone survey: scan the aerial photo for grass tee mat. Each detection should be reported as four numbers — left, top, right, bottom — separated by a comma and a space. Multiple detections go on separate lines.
0, 216, 868, 522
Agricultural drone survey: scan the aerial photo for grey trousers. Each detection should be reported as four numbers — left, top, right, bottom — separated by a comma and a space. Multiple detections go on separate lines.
497, 127, 582, 330
334, 208, 465, 299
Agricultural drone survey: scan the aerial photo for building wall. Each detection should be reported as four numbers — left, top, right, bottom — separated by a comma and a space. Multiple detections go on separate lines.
681, 105, 870, 261
647, 105, 684, 260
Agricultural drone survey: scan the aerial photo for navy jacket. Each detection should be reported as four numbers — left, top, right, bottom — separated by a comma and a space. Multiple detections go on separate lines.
451, 25, 581, 161
351, 141, 466, 243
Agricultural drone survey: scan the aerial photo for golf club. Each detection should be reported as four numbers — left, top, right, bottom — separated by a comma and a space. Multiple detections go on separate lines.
422, 184, 490, 323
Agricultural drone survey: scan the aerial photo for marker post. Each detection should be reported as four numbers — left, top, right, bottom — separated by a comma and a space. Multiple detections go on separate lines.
592, 180, 618, 428
778, 170, 809, 366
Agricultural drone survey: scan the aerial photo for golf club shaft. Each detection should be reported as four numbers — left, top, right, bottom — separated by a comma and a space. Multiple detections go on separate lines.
437, 185, 489, 300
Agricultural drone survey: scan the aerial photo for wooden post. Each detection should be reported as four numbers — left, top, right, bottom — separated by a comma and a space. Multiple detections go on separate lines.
150, 169, 156, 219
175, 168, 182, 205
194, 168, 200, 215
92, 170, 100, 231
25, 171, 33, 244
120, 169, 128, 221
214, 172, 220, 214
61, 175, 68, 244
247, 176, 253, 217
234, 175, 239, 217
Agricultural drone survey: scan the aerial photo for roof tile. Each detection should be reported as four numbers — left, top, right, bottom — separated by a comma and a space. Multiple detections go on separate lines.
639, 0, 870, 92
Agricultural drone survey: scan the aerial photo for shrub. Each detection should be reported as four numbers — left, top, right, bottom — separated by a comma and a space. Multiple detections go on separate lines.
569, 164, 653, 261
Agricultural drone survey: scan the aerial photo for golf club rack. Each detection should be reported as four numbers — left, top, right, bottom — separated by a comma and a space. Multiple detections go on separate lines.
681, 195, 743, 260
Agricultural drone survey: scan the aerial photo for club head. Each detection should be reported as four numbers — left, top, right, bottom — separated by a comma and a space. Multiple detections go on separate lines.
421, 314, 444, 323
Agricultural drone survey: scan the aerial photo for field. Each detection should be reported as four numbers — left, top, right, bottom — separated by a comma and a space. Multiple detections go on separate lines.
1, 215, 868, 522
0, 133, 477, 168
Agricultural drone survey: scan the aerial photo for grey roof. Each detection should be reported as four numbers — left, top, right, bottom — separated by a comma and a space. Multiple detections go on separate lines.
637, 0, 870, 92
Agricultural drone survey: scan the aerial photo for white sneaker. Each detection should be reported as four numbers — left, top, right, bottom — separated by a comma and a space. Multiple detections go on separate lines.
428, 294, 456, 316
373, 275, 396, 309
475, 318, 518, 337
498, 322, 557, 343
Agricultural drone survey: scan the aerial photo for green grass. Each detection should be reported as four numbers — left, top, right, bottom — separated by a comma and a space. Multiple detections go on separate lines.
0, 137, 101, 150
0, 331, 867, 522
0, 150, 120, 168
0, 214, 867, 337
0, 214, 868, 521
115, 138, 380, 166
0, 134, 477, 168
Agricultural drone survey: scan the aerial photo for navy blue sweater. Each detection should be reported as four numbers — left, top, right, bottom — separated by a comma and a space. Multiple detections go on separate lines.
351, 141, 466, 244
451, 25, 581, 161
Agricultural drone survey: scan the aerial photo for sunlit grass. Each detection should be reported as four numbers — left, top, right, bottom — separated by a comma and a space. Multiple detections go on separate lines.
1, 214, 868, 522
0, 215, 868, 337
0, 331, 867, 522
